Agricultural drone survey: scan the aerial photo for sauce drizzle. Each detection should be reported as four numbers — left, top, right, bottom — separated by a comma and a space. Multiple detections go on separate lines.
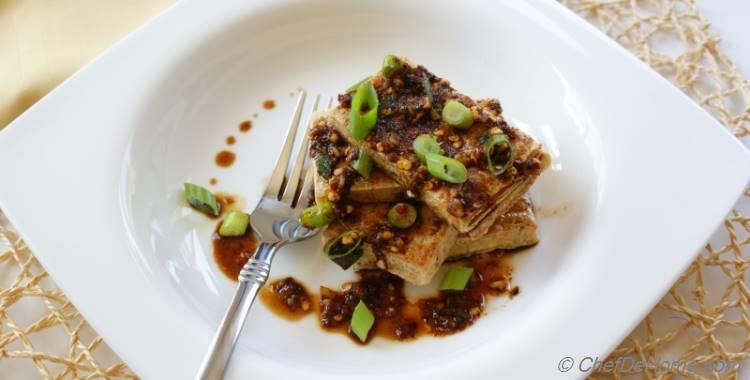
239, 121, 252, 132
263, 100, 276, 110
226, 136, 236, 145
215, 150, 236, 167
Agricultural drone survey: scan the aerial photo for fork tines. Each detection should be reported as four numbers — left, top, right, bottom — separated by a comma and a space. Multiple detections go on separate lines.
266, 93, 335, 209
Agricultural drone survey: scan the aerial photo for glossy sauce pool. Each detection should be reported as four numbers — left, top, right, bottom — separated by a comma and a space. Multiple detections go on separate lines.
212, 222, 258, 279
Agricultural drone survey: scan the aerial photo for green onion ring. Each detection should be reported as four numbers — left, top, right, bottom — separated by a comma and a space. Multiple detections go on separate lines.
350, 81, 379, 140
424, 153, 468, 184
484, 134, 514, 176
325, 230, 364, 270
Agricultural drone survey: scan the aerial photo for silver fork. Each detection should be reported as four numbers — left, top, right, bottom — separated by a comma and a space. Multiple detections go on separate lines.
196, 92, 323, 379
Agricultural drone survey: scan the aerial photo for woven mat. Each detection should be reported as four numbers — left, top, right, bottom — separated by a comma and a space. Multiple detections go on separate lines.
1, 0, 748, 378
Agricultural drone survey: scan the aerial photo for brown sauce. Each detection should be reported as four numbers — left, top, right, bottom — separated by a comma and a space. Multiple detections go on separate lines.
214, 193, 240, 214
226, 136, 236, 145
263, 100, 276, 110
320, 252, 513, 343
254, 251, 516, 344
190, 192, 238, 218
239, 120, 253, 132
260, 278, 315, 320
212, 221, 258, 279
209, 178, 218, 186
215, 150, 236, 167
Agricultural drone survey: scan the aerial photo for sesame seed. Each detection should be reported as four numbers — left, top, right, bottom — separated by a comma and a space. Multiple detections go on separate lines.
397, 158, 412, 170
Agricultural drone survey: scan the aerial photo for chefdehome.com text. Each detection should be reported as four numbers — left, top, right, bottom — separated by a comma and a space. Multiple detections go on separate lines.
557, 356, 740, 374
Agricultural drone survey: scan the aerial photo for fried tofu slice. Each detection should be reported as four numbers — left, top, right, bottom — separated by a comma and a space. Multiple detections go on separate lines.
317, 168, 536, 283
323, 203, 457, 285
349, 170, 404, 202
448, 195, 537, 257
347, 171, 538, 253
321, 57, 550, 238
314, 167, 403, 204
316, 164, 536, 258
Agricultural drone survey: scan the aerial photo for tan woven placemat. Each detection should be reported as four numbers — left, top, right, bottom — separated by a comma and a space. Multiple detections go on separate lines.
1, 0, 748, 378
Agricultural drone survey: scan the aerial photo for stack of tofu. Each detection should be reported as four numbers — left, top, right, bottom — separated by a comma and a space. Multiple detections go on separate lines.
308, 57, 550, 285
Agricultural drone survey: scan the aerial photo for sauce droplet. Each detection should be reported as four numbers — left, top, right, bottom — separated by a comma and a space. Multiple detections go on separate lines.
226, 136, 236, 145
215, 150, 236, 167
259, 277, 315, 320
209, 178, 218, 185
263, 100, 276, 110
239, 120, 252, 132
215, 193, 236, 211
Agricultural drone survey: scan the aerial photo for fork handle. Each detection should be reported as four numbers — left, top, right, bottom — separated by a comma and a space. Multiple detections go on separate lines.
195, 242, 280, 380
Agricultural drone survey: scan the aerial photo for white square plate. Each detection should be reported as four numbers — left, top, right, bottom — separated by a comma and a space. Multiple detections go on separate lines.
1, 0, 749, 378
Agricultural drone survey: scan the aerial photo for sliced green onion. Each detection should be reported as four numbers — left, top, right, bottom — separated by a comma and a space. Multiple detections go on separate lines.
350, 81, 379, 140
299, 200, 334, 229
484, 134, 514, 176
387, 203, 417, 229
412, 135, 441, 163
325, 230, 363, 270
440, 266, 474, 291
219, 211, 250, 237
381, 55, 402, 76
184, 183, 220, 216
316, 154, 333, 179
350, 300, 375, 342
425, 153, 468, 184
351, 150, 373, 179
346, 77, 370, 93
421, 76, 434, 105
441, 100, 473, 129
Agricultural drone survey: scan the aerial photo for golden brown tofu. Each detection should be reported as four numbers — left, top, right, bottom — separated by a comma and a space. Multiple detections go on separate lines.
323, 203, 457, 285
317, 58, 549, 238
448, 195, 537, 257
